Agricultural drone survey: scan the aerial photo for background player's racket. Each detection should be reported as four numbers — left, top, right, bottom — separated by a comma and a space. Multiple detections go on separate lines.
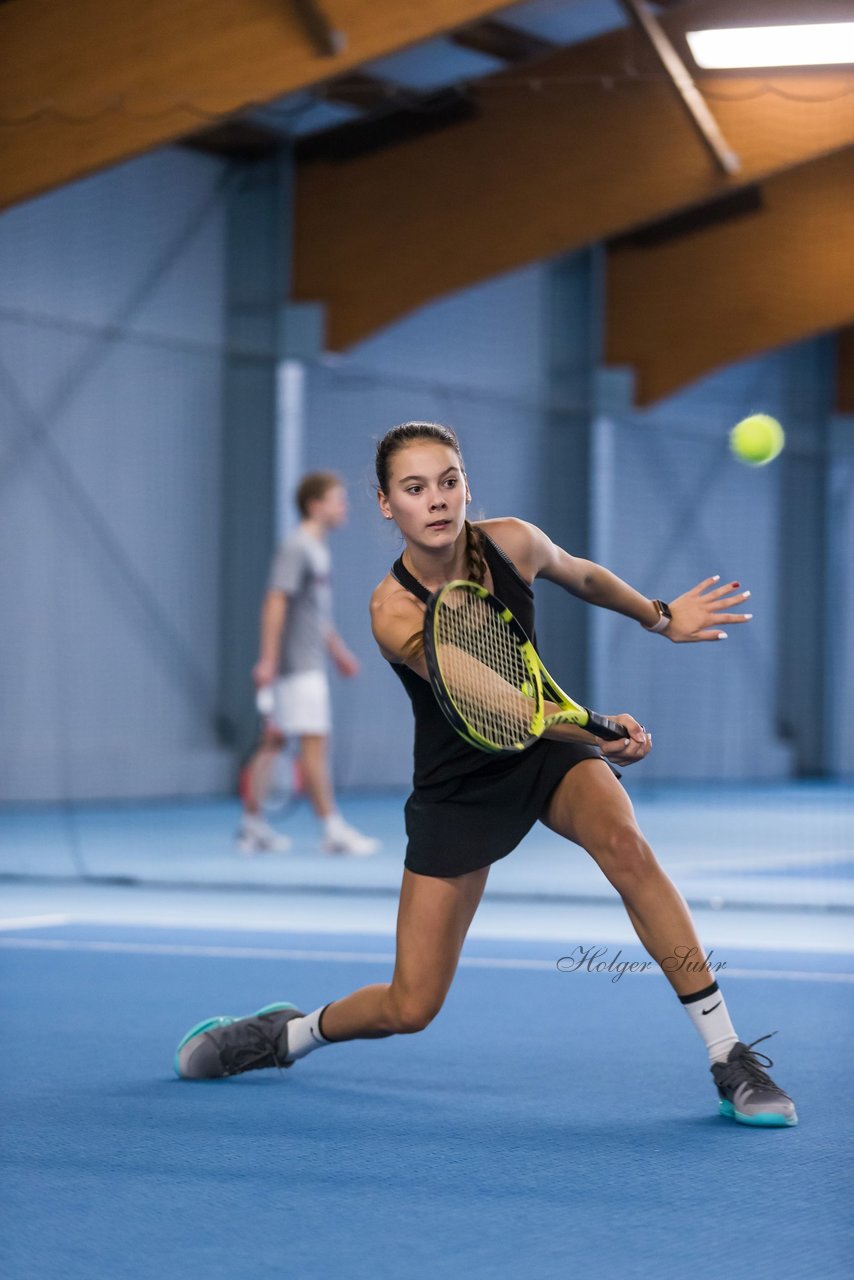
423, 580, 628, 753
238, 688, 304, 816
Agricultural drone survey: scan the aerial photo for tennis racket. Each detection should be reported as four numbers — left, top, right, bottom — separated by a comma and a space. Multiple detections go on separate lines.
423, 580, 628, 753
238, 688, 304, 816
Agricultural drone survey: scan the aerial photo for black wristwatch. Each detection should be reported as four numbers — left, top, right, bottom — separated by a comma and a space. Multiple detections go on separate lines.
644, 599, 672, 633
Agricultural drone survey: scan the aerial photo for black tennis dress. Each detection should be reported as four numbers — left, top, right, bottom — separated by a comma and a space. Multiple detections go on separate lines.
390, 532, 612, 878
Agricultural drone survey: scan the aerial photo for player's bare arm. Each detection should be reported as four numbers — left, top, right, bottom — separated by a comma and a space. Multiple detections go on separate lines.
482, 517, 751, 643
325, 627, 360, 677
473, 519, 647, 757
254, 589, 287, 687
370, 576, 429, 679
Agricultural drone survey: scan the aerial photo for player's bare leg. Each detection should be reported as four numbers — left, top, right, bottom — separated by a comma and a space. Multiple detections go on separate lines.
320, 865, 489, 1039
544, 758, 711, 998
236, 727, 292, 854
544, 758, 796, 1125
243, 729, 285, 817
175, 865, 489, 1077
301, 733, 380, 856
299, 734, 335, 819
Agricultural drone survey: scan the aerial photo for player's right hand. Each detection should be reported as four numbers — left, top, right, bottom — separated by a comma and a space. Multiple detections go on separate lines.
599, 714, 650, 766
253, 659, 277, 688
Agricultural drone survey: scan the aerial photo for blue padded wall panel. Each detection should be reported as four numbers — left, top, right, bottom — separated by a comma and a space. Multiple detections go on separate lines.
0, 149, 232, 800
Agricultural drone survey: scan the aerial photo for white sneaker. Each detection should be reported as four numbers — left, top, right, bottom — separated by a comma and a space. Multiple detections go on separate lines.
236, 817, 293, 856
322, 820, 380, 857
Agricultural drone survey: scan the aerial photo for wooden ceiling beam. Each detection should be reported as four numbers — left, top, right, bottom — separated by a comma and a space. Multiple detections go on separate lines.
182, 120, 286, 161
451, 19, 557, 64
605, 147, 854, 403
321, 72, 396, 113
293, 0, 854, 348
0, 0, 513, 209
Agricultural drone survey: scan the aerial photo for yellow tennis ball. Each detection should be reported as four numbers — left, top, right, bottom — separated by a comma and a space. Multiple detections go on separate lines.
729, 414, 785, 466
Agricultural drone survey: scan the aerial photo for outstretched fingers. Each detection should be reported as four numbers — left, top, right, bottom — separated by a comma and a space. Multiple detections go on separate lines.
706, 583, 752, 629
713, 611, 753, 625
666, 576, 754, 642
709, 583, 749, 604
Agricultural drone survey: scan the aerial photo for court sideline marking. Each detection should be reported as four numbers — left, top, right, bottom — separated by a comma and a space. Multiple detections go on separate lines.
0, 914, 71, 930
1, 935, 852, 982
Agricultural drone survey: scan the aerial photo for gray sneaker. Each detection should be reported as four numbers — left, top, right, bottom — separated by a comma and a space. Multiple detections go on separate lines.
174, 1002, 304, 1079
711, 1034, 798, 1127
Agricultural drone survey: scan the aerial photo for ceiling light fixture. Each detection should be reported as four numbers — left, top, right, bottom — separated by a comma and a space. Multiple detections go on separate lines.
686, 23, 854, 69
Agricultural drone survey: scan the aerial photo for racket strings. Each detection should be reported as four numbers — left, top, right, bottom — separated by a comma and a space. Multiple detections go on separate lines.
435, 591, 535, 748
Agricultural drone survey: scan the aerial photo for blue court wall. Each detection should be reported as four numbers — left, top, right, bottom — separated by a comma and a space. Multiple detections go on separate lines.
828, 416, 854, 777
0, 147, 850, 800
0, 148, 234, 801
587, 343, 835, 782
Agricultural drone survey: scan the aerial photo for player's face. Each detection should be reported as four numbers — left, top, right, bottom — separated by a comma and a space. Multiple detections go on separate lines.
379, 442, 470, 548
315, 484, 349, 529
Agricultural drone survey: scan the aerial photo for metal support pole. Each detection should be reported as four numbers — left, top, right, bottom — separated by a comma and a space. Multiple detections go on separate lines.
620, 0, 740, 176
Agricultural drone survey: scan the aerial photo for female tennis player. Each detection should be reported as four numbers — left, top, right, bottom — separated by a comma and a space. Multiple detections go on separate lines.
176, 422, 797, 1127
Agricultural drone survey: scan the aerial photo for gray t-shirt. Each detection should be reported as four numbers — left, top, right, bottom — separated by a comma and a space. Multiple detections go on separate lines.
268, 529, 333, 674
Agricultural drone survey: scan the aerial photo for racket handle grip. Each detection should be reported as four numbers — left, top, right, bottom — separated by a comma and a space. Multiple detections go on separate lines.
585, 711, 629, 742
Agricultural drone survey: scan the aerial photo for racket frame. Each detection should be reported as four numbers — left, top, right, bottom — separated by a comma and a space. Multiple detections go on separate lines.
424, 580, 541, 751
424, 580, 626, 753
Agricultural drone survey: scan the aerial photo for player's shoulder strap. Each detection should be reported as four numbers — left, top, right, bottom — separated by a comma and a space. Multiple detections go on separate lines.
391, 532, 533, 606
390, 556, 430, 604
478, 529, 534, 600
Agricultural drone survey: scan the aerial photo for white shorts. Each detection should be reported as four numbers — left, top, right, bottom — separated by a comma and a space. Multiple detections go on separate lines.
273, 671, 331, 736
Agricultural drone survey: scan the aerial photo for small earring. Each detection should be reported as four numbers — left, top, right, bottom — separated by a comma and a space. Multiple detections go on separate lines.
384, 513, 393, 520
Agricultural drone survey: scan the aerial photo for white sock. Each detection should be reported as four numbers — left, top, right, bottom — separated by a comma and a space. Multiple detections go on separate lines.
679, 982, 739, 1064
285, 1005, 332, 1062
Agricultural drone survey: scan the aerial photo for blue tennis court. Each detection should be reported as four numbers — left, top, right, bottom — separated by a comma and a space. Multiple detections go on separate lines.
2, 784, 853, 1280
2, 912, 852, 1280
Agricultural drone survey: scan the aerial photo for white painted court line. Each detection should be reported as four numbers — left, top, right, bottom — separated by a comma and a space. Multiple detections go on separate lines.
0, 938, 396, 962
0, 937, 852, 983
0, 914, 71, 931
665, 848, 854, 873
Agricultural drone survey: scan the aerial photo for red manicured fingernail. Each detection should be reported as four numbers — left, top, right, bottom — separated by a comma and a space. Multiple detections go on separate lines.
732, 582, 740, 588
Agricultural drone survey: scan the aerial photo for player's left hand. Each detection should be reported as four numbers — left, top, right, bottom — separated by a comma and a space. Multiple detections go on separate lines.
666, 576, 752, 642
599, 714, 651, 766
334, 649, 360, 678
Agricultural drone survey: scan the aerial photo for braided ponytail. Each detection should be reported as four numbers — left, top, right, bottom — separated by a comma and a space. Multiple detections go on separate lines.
464, 519, 487, 585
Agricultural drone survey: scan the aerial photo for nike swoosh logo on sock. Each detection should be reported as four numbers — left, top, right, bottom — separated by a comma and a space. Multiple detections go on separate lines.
701, 1001, 722, 1016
